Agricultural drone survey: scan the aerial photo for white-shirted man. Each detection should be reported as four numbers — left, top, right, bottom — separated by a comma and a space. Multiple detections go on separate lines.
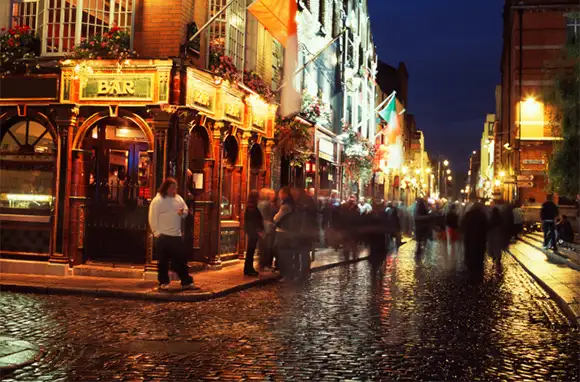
148, 177, 197, 290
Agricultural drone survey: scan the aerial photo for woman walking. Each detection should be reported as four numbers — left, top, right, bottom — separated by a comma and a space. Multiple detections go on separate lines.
243, 190, 263, 276
258, 188, 277, 271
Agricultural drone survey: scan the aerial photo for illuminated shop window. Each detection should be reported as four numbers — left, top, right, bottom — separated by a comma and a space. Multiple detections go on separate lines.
0, 120, 56, 212
10, 0, 135, 56
517, 97, 545, 139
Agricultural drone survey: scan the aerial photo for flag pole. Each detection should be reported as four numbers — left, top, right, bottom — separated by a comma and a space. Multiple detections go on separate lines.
188, 0, 236, 43
276, 28, 348, 92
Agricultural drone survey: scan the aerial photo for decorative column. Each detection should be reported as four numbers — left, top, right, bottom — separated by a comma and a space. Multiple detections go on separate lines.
50, 106, 77, 265
264, 139, 274, 188
238, 131, 252, 259
208, 122, 225, 267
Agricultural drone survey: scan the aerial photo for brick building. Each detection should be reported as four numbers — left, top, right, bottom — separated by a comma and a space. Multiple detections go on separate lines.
497, 0, 579, 205
0, 0, 281, 275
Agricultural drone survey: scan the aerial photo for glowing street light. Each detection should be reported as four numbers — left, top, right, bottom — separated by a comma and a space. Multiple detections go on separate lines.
494, 179, 501, 187
499, 171, 506, 178
402, 166, 408, 174
443, 160, 449, 167
447, 176, 452, 181
426, 168, 432, 173
415, 169, 421, 175
446, 169, 451, 175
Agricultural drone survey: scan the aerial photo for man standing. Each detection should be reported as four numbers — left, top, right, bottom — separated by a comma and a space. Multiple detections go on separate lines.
148, 177, 197, 290
540, 194, 559, 251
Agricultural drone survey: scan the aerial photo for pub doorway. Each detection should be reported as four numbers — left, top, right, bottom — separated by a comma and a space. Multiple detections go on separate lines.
81, 118, 153, 264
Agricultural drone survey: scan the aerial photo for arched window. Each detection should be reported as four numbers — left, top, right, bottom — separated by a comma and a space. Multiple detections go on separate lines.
0, 119, 56, 213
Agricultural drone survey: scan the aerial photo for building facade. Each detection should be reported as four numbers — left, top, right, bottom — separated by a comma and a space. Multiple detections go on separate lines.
498, 0, 579, 205
0, 0, 280, 275
478, 113, 496, 200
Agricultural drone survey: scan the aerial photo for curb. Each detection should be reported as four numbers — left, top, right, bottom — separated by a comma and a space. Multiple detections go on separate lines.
0, 255, 370, 303
518, 237, 580, 271
507, 247, 579, 327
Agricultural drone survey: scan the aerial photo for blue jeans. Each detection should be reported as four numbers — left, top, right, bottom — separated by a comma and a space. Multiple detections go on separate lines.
543, 220, 557, 250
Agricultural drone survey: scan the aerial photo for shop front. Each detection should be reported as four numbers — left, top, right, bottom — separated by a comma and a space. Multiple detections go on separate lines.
61, 59, 172, 268
0, 75, 69, 273
182, 68, 276, 266
314, 128, 340, 198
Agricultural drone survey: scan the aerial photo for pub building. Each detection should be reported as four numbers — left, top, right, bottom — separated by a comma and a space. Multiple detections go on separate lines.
0, 60, 277, 276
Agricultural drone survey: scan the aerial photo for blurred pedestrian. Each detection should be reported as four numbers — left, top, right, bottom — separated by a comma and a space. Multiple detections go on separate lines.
462, 203, 489, 277
488, 207, 504, 266
512, 201, 524, 239
243, 190, 263, 276
414, 197, 430, 256
258, 188, 277, 271
445, 203, 460, 244
274, 187, 298, 279
556, 215, 574, 244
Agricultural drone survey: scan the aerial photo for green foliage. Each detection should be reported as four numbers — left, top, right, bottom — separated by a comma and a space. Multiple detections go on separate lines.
544, 19, 580, 198
340, 124, 376, 186
69, 26, 136, 60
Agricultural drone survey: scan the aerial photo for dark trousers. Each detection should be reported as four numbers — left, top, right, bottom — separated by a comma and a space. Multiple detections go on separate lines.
258, 232, 275, 269
245, 234, 259, 273
157, 235, 193, 285
543, 220, 557, 250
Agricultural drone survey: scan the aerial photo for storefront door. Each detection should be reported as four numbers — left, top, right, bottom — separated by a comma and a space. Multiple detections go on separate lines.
82, 121, 152, 264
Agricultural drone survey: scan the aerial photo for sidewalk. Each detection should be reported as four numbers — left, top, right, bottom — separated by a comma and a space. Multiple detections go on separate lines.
0, 249, 368, 302
508, 239, 580, 326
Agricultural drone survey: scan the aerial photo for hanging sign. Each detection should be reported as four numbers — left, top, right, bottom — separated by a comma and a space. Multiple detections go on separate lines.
517, 181, 534, 188
517, 174, 534, 181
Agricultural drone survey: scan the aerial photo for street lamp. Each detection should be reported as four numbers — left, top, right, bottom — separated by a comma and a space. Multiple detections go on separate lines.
446, 169, 451, 175
426, 168, 432, 173
443, 160, 449, 167
448, 176, 453, 181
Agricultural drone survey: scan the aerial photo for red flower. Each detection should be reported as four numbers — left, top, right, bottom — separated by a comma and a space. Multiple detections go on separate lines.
110, 26, 120, 33
100, 42, 107, 48
1, 28, 5, 32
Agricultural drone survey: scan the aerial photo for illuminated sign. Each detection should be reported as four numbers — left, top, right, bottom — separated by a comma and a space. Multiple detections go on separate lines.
225, 103, 242, 122
80, 74, 154, 101
192, 89, 212, 109
252, 115, 266, 130
318, 138, 334, 161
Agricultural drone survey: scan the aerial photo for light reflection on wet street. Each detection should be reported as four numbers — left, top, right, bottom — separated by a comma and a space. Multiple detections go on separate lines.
1, 241, 578, 381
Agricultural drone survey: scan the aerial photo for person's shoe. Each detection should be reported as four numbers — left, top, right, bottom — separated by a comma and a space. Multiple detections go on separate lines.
182, 283, 201, 291
244, 270, 259, 277
158, 283, 170, 291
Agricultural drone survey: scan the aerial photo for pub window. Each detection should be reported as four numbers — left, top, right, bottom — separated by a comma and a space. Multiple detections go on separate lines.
0, 119, 56, 213
566, 16, 580, 43
10, 0, 135, 56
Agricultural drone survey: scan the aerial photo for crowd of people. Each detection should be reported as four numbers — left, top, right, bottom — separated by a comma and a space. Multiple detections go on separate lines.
244, 188, 578, 280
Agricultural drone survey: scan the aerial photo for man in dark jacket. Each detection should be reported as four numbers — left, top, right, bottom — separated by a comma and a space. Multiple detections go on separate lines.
540, 194, 559, 251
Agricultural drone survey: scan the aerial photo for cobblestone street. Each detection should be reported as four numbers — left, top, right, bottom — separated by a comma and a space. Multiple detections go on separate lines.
1, 242, 578, 381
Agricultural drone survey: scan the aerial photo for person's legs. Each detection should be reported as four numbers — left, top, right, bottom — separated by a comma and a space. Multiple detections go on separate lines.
156, 236, 171, 285
549, 222, 557, 250
245, 234, 259, 274
167, 236, 193, 286
543, 221, 549, 248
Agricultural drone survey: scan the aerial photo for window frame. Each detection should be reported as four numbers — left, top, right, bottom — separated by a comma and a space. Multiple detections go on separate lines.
566, 16, 580, 43
9, 0, 136, 56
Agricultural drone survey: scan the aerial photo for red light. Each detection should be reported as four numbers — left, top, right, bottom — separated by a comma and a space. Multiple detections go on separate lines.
311, 164, 316, 172
305, 163, 311, 172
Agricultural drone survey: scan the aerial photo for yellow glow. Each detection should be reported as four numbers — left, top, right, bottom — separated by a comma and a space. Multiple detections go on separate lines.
402, 166, 408, 174
6, 194, 52, 202
426, 168, 432, 173
499, 171, 506, 177
415, 169, 421, 175
494, 179, 501, 186
446, 169, 451, 174
443, 160, 449, 166
519, 97, 545, 138
447, 176, 452, 181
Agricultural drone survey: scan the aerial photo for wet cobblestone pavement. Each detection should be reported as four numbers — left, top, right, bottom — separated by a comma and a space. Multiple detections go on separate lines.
1, 241, 578, 381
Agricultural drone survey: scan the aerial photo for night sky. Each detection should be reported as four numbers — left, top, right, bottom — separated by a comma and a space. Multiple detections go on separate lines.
368, 0, 504, 173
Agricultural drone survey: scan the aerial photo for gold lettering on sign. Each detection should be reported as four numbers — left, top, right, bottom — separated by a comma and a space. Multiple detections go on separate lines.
97, 80, 136, 96
253, 115, 265, 129
225, 103, 242, 120
193, 89, 211, 107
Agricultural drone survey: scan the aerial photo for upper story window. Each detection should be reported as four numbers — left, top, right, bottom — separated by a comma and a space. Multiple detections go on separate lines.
566, 16, 580, 43
10, 0, 135, 56
208, 0, 246, 71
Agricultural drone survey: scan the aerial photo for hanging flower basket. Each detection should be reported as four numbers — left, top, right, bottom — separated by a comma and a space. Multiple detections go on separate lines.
301, 92, 332, 127
69, 26, 136, 61
243, 70, 274, 103
0, 25, 40, 75
340, 123, 376, 185
209, 39, 241, 83
274, 117, 313, 167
